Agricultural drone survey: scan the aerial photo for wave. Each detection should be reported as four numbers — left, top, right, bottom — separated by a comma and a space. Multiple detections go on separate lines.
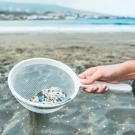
1, 25, 135, 34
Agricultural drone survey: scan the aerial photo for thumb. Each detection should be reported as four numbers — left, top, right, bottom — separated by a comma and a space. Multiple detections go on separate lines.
89, 70, 102, 83
81, 70, 102, 84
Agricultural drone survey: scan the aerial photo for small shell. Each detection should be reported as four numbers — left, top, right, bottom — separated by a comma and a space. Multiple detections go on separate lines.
29, 96, 39, 103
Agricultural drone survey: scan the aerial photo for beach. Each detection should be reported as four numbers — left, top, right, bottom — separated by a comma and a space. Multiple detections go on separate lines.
1, 33, 135, 135
0, 33, 135, 64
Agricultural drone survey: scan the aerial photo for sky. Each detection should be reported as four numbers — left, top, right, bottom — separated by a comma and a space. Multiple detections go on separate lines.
1, 0, 135, 17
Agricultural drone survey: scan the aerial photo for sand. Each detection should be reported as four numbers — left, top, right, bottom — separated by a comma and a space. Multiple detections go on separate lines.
0, 33, 135, 135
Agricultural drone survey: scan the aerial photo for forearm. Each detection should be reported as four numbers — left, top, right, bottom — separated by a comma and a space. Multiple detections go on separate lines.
119, 60, 135, 80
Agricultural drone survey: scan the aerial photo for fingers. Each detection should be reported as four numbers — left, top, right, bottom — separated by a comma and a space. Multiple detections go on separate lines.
84, 86, 98, 93
79, 72, 86, 79
83, 84, 108, 93
79, 67, 107, 93
80, 78, 93, 85
79, 67, 97, 79
88, 70, 102, 84
80, 70, 102, 84
80, 78, 90, 84
96, 84, 108, 93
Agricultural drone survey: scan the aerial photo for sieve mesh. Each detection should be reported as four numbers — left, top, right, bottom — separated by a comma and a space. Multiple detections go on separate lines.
12, 64, 74, 99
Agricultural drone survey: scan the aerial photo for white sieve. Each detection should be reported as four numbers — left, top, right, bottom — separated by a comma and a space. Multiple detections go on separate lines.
8, 58, 132, 114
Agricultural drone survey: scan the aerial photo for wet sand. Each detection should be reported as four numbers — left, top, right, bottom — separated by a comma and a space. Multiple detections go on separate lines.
0, 33, 135, 135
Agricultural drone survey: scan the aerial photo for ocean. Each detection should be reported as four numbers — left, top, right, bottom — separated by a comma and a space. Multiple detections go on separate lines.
0, 18, 135, 33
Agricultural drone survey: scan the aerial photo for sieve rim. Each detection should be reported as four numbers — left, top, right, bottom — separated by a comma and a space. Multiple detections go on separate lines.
8, 58, 80, 108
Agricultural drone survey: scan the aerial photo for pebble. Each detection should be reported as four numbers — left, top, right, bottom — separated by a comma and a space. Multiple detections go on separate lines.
28, 87, 66, 105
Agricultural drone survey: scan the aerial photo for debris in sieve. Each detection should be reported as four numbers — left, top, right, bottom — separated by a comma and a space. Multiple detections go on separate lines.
28, 87, 66, 104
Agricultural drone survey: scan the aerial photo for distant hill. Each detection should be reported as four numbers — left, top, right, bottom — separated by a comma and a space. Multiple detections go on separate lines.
0, 1, 102, 16
0, 1, 125, 20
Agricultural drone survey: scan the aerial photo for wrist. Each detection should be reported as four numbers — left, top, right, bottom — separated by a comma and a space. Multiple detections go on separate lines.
123, 60, 135, 71
120, 60, 135, 80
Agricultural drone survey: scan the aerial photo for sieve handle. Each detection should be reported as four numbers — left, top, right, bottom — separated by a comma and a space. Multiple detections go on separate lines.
80, 81, 132, 93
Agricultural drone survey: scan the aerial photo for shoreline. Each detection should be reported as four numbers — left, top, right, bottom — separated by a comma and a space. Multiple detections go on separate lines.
1, 25, 135, 34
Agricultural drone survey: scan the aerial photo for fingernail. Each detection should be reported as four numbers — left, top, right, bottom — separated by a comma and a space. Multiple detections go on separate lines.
102, 84, 107, 88
105, 87, 109, 92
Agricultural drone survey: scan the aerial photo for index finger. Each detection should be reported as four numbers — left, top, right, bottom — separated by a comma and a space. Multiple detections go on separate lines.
78, 71, 87, 79
79, 67, 97, 79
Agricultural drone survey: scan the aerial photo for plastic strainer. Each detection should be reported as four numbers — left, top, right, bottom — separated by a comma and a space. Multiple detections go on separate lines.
8, 58, 132, 114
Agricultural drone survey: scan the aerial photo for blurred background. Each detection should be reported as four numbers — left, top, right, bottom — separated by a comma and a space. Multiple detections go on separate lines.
0, 0, 135, 33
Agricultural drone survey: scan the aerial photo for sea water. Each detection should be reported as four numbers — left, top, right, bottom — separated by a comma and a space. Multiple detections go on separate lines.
0, 18, 135, 33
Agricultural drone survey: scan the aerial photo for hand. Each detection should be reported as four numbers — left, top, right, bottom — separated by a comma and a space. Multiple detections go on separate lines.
79, 63, 126, 93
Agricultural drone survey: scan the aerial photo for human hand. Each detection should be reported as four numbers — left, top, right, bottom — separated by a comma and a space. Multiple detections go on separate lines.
79, 63, 126, 93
